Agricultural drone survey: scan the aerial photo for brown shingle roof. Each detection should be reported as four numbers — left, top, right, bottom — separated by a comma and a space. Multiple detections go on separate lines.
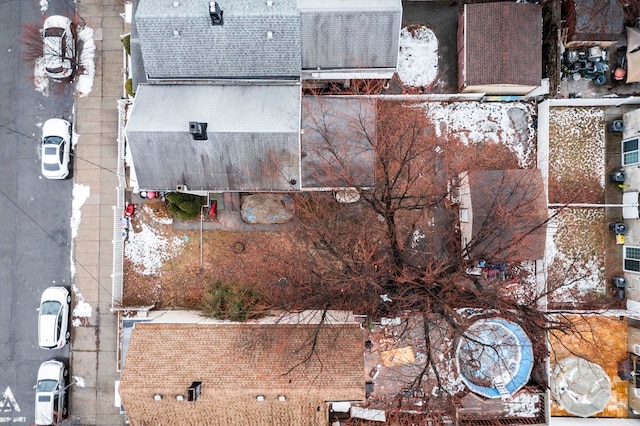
460, 2, 542, 88
119, 322, 364, 426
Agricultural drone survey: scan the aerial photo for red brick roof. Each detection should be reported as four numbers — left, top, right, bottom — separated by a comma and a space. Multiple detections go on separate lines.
119, 322, 364, 426
459, 3, 542, 89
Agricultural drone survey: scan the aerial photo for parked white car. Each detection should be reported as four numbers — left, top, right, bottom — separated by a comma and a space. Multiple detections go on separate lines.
42, 15, 75, 79
41, 118, 72, 180
37, 286, 71, 350
35, 359, 68, 425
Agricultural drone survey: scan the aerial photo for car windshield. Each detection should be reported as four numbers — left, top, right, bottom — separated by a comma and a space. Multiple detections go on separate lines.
44, 136, 63, 145
36, 379, 58, 393
40, 300, 61, 315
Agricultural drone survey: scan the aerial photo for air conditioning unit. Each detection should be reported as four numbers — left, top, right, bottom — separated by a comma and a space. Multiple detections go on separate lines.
634, 344, 640, 356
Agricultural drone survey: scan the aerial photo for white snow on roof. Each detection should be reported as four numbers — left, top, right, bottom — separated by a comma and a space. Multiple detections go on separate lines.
398, 26, 439, 88
422, 101, 536, 168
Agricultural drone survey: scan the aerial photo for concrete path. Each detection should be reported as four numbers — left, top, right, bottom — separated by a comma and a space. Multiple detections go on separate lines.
70, 0, 125, 424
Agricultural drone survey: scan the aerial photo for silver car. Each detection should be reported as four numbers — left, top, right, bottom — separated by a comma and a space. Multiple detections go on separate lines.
37, 286, 71, 350
35, 359, 68, 425
41, 118, 72, 180
42, 15, 75, 79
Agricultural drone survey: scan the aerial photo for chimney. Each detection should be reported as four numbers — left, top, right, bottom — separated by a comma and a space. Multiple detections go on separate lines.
209, 2, 223, 26
187, 381, 202, 402
189, 121, 208, 141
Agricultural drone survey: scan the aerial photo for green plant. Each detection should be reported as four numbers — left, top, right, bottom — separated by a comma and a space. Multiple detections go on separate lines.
165, 192, 205, 220
121, 34, 131, 55
125, 78, 135, 97
200, 281, 264, 321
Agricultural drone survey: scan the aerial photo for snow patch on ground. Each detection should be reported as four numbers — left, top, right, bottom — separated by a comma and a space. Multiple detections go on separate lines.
70, 184, 90, 277
71, 184, 90, 239
72, 376, 86, 388
76, 25, 96, 97
546, 208, 606, 302
125, 222, 185, 275
548, 107, 606, 188
142, 204, 173, 225
39, 0, 48, 13
423, 102, 536, 168
398, 26, 439, 88
71, 284, 93, 326
34, 57, 49, 97
506, 392, 540, 417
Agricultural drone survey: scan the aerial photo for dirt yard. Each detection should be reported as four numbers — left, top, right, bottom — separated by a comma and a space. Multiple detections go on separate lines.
122, 199, 299, 309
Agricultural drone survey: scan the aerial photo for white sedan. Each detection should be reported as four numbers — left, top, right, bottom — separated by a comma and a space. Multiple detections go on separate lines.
41, 118, 72, 180
35, 359, 68, 425
37, 286, 71, 349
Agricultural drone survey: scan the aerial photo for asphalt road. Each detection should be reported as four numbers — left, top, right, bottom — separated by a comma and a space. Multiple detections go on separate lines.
0, 0, 75, 423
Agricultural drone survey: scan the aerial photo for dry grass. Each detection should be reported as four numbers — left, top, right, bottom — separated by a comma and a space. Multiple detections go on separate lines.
122, 201, 300, 309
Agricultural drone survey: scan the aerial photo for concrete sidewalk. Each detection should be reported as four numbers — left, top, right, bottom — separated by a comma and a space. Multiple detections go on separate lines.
70, 0, 125, 424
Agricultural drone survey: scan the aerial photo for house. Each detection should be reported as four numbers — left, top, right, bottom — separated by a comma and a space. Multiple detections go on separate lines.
125, 83, 302, 192
457, 2, 542, 95
124, 84, 376, 193
118, 317, 365, 425
130, 0, 402, 86
458, 169, 547, 262
561, 0, 623, 48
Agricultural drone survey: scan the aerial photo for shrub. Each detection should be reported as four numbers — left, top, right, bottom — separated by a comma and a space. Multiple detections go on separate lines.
165, 192, 206, 220
121, 34, 131, 55
125, 78, 135, 97
200, 281, 264, 321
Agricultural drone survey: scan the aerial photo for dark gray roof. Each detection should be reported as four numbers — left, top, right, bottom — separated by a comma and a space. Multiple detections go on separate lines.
135, 0, 301, 79
301, 96, 375, 189
298, 0, 401, 70
125, 84, 301, 192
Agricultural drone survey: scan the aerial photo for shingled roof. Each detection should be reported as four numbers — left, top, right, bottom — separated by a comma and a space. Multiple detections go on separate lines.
458, 169, 547, 261
298, 0, 401, 77
119, 322, 365, 426
124, 83, 301, 192
458, 2, 542, 93
135, 0, 301, 79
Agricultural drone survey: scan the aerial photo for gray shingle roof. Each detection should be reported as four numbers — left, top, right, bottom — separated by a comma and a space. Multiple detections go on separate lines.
298, 0, 401, 70
135, 0, 301, 79
125, 84, 302, 191
301, 96, 376, 189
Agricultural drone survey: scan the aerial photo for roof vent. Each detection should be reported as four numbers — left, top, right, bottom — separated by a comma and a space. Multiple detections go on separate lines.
176, 394, 184, 401
256, 395, 265, 401
187, 381, 202, 402
266, 0, 273, 6
267, 31, 273, 40
189, 121, 208, 141
278, 395, 286, 402
153, 394, 162, 401
209, 2, 223, 26
173, 1, 180, 6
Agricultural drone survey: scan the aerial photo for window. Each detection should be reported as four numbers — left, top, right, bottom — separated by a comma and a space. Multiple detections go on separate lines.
623, 138, 639, 165
624, 246, 640, 272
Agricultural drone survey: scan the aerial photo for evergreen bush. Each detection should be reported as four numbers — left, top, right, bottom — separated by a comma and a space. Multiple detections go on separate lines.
200, 281, 264, 321
165, 192, 206, 220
